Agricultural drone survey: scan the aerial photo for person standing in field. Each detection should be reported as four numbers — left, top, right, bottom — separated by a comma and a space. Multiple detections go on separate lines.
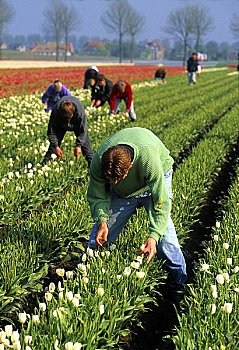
109, 80, 137, 121
43, 95, 93, 166
91, 74, 113, 108
154, 67, 167, 84
187, 52, 199, 85
83, 65, 99, 89
86, 127, 187, 300
42, 79, 71, 112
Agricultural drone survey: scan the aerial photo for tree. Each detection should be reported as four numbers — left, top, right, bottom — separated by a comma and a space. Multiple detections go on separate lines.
126, 6, 145, 63
164, 6, 195, 66
0, 0, 14, 59
42, 0, 64, 61
192, 5, 213, 52
230, 13, 239, 39
101, 0, 130, 63
61, 2, 80, 61
205, 40, 218, 60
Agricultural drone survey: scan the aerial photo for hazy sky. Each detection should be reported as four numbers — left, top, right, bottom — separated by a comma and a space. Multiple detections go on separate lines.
6, 0, 239, 44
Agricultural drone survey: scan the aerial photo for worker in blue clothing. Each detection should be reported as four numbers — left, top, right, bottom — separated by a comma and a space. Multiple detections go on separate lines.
42, 79, 71, 112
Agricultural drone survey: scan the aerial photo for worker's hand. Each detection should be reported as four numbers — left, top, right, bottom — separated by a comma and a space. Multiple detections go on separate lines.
91, 99, 96, 107
95, 100, 101, 107
141, 237, 157, 264
95, 221, 108, 247
74, 146, 81, 159
54, 146, 63, 158
111, 110, 116, 115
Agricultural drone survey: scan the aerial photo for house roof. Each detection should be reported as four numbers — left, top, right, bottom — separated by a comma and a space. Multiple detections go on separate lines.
31, 42, 74, 53
83, 41, 106, 48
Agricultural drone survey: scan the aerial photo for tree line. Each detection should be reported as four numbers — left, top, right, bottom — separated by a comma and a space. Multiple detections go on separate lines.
0, 0, 238, 63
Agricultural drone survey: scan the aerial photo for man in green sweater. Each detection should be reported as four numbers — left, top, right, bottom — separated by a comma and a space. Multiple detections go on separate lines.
87, 127, 186, 293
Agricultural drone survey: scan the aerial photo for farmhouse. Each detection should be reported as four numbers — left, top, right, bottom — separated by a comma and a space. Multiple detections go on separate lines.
31, 42, 74, 56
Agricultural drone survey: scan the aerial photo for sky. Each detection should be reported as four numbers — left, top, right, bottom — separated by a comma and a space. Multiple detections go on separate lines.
6, 0, 239, 44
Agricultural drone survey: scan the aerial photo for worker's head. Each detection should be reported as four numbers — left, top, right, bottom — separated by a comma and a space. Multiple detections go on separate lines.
192, 52, 197, 60
54, 79, 63, 91
60, 100, 75, 119
115, 80, 126, 93
97, 74, 106, 87
101, 146, 133, 185
89, 78, 96, 87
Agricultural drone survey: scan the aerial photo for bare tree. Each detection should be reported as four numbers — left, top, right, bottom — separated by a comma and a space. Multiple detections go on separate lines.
126, 6, 145, 63
230, 13, 239, 39
192, 5, 213, 52
101, 0, 130, 63
164, 6, 195, 66
0, 0, 14, 60
43, 0, 64, 61
61, 2, 80, 62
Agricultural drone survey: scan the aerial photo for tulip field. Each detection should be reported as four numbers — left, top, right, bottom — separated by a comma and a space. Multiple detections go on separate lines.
0, 66, 238, 350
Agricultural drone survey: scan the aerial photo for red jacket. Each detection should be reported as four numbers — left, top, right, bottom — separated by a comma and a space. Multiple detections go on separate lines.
110, 81, 133, 111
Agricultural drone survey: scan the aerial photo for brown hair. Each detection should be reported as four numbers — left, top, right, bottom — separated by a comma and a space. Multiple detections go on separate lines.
101, 146, 132, 183
115, 80, 126, 92
97, 74, 106, 81
60, 100, 75, 119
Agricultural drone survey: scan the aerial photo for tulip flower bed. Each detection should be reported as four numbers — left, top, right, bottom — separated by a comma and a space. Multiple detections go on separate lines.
0, 69, 238, 349
0, 65, 185, 98
173, 164, 239, 349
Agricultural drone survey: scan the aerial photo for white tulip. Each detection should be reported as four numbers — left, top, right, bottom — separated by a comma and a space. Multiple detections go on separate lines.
210, 304, 216, 314
73, 343, 82, 350
56, 268, 65, 277
65, 342, 74, 350
215, 221, 220, 228
123, 267, 131, 276
72, 297, 80, 307
0, 331, 6, 342
26, 346, 32, 350
49, 282, 56, 292
226, 258, 232, 265
32, 315, 40, 323
66, 271, 74, 280
136, 271, 146, 279
0, 344, 4, 350
99, 304, 104, 315
24, 335, 32, 344
39, 302, 47, 312
210, 285, 217, 293
223, 243, 229, 250
82, 276, 89, 284
223, 272, 230, 283
222, 303, 233, 314
11, 331, 20, 342
234, 266, 239, 273
5, 325, 13, 337
45, 292, 53, 302
18, 312, 27, 324
97, 287, 104, 297
213, 235, 219, 242
66, 291, 74, 301
216, 274, 224, 285
116, 274, 122, 280
201, 263, 210, 271
81, 253, 87, 262
12, 340, 21, 350
131, 261, 140, 269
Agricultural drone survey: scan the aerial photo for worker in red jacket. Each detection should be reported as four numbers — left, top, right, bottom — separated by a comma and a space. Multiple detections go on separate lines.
109, 80, 137, 121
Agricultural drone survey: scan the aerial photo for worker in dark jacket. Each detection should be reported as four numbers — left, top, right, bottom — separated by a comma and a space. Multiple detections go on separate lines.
91, 74, 113, 108
83, 65, 99, 89
154, 68, 166, 84
43, 96, 93, 166
187, 52, 199, 85
42, 79, 71, 112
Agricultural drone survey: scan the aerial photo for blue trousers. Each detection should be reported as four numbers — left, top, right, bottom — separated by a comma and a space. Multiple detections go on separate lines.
88, 169, 187, 289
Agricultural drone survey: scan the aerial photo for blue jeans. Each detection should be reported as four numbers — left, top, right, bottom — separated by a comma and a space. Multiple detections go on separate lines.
114, 98, 137, 120
88, 169, 187, 289
188, 72, 196, 85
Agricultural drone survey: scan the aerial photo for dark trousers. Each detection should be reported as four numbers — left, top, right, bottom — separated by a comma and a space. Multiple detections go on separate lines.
44, 129, 94, 164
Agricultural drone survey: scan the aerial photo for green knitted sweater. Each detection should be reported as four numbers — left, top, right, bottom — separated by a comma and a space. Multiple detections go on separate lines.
87, 127, 174, 241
